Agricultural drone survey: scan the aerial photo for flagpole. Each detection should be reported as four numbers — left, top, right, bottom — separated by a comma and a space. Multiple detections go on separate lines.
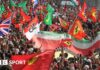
59, 46, 64, 70
99, 50, 100, 59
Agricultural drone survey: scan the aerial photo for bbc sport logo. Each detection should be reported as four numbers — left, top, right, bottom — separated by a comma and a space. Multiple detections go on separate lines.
0, 60, 8, 65
0, 60, 26, 65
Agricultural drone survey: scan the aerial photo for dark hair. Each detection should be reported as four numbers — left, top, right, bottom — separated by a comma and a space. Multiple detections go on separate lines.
64, 53, 68, 58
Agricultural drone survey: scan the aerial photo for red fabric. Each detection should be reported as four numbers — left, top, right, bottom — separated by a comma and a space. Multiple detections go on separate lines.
2, 11, 12, 19
59, 18, 69, 29
28, 16, 38, 26
90, 7, 97, 22
19, 8, 31, 24
67, 40, 100, 56
68, 19, 86, 40
24, 16, 39, 32
11, 51, 54, 70
39, 14, 44, 22
32, 36, 61, 51
12, 18, 16, 24
32, 35, 100, 57
78, 11, 87, 22
61, 39, 72, 47
14, 24, 20, 28
29, 7, 32, 14
12, 11, 17, 24
78, 2, 87, 22
2, 7, 12, 19
98, 11, 100, 22
49, 24, 60, 31
82, 2, 87, 11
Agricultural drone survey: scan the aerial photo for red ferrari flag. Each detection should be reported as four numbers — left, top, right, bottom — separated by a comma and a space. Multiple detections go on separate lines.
78, 2, 87, 22
24, 15, 39, 32
19, 8, 31, 24
68, 19, 86, 40
49, 24, 60, 32
2, 7, 12, 19
90, 7, 97, 22
61, 39, 72, 47
11, 51, 54, 70
59, 17, 69, 29
28, 15, 39, 26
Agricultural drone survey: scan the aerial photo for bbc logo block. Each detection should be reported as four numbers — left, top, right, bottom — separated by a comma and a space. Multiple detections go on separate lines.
0, 60, 1, 65
0, 60, 8, 65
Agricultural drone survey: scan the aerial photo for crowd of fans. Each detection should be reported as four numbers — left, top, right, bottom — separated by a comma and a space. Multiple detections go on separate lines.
50, 52, 100, 70
0, 0, 100, 70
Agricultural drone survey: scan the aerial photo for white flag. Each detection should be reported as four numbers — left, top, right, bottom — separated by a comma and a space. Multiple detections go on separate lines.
24, 23, 41, 40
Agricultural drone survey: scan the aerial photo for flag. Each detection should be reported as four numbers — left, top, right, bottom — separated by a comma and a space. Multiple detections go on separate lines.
0, 17, 11, 37
70, 0, 80, 6
46, 4, 54, 13
24, 22, 41, 40
22, 15, 38, 32
78, 2, 87, 22
12, 11, 17, 24
68, 19, 86, 40
90, 7, 97, 22
59, 18, 69, 29
2, 9, 12, 19
43, 4, 54, 25
18, 1, 28, 13
44, 13, 53, 25
9, 0, 16, 7
28, 15, 39, 28
11, 51, 54, 70
67, 40, 100, 57
49, 24, 59, 32
61, 39, 72, 47
0, 4, 5, 15
32, 31, 66, 51
19, 8, 31, 24
81, 2, 87, 12
15, 15, 38, 30
14, 23, 20, 29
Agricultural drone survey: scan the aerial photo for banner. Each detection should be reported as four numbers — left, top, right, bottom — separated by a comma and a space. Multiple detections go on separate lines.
34, 31, 100, 55
11, 51, 54, 70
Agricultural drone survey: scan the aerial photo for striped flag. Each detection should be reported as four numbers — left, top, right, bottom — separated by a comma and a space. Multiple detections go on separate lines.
24, 22, 41, 40
71, 0, 80, 6
0, 17, 11, 37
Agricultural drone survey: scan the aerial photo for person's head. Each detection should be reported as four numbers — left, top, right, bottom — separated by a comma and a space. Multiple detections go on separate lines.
53, 58, 57, 63
64, 53, 68, 58
59, 53, 62, 57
